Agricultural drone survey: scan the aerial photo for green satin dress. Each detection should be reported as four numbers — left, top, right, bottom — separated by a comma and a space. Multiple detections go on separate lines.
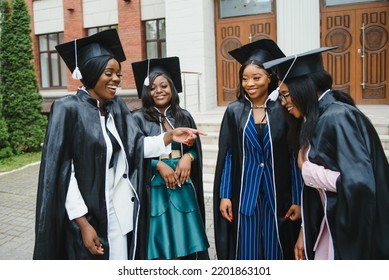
147, 156, 209, 259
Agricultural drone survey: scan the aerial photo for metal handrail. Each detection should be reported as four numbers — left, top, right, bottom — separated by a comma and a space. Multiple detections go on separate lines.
360, 23, 365, 89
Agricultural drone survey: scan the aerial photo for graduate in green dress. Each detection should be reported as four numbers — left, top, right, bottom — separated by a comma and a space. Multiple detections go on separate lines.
132, 56, 209, 260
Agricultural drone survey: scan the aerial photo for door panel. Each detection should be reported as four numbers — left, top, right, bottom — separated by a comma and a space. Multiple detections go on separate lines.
321, 2, 389, 104
215, 16, 276, 106
357, 7, 388, 103
322, 11, 357, 100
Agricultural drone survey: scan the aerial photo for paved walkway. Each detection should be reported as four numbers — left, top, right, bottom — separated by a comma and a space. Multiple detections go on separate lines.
0, 163, 217, 260
0, 163, 39, 260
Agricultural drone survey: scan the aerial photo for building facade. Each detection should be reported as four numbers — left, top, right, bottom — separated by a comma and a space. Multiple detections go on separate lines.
25, 0, 388, 113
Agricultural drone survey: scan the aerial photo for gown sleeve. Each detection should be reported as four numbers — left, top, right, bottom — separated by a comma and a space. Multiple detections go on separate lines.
302, 160, 339, 192
219, 148, 233, 199
65, 162, 88, 220
289, 153, 303, 205
144, 133, 172, 158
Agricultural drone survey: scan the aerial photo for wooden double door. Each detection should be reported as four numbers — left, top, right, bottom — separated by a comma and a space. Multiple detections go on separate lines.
321, 1, 389, 104
215, 1, 388, 105
215, 5, 277, 106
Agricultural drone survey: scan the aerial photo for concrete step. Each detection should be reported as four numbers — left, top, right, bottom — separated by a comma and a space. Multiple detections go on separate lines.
201, 144, 218, 161
203, 173, 215, 185
203, 182, 214, 194
379, 135, 389, 150
196, 122, 221, 134
203, 158, 216, 175
199, 131, 219, 145
374, 123, 389, 135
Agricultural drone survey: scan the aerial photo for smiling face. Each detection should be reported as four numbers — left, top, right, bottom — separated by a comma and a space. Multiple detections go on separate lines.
150, 74, 173, 112
279, 83, 304, 119
89, 58, 122, 106
242, 63, 271, 104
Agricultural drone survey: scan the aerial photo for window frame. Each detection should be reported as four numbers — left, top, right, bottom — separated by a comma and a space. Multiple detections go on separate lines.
144, 18, 166, 59
86, 25, 118, 36
38, 32, 66, 89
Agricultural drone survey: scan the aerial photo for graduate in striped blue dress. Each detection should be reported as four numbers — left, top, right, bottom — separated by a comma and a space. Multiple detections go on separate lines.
213, 40, 303, 260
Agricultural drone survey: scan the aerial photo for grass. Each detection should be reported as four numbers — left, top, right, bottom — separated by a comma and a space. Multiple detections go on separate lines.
0, 151, 41, 173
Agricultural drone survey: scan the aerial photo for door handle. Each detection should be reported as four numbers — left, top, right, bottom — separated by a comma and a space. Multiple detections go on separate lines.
360, 24, 365, 89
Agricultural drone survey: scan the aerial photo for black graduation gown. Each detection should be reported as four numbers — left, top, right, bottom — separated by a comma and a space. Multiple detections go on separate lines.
303, 92, 389, 259
33, 89, 145, 260
213, 97, 302, 260
132, 107, 209, 260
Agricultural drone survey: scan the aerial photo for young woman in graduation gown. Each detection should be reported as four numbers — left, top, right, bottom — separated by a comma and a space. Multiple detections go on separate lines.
213, 40, 303, 260
33, 30, 201, 260
264, 47, 389, 259
131, 57, 209, 260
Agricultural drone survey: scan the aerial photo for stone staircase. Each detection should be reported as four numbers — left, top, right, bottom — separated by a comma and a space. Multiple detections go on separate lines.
193, 105, 389, 195
192, 107, 225, 194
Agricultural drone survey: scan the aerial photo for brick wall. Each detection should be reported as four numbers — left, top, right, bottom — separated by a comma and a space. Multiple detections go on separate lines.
117, 0, 144, 89
26, 0, 143, 93
63, 0, 85, 91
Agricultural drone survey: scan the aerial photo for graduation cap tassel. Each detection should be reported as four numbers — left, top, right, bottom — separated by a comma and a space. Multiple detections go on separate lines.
269, 55, 298, 102
143, 76, 149, 87
268, 88, 279, 101
71, 39, 83, 80
72, 66, 83, 80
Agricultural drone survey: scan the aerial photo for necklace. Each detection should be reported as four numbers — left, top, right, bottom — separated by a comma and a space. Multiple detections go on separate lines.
252, 105, 266, 109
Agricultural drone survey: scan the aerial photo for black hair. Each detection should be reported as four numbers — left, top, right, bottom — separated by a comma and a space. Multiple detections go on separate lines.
309, 70, 356, 106
286, 70, 356, 151
284, 110, 303, 155
284, 75, 320, 149
81, 55, 116, 89
140, 72, 188, 127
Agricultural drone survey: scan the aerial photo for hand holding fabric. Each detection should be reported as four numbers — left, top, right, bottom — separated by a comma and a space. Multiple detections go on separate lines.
75, 216, 104, 256
175, 154, 192, 186
156, 160, 180, 189
220, 198, 233, 222
284, 204, 301, 221
294, 228, 305, 260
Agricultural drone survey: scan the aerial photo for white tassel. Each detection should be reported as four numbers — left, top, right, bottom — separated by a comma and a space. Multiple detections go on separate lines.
144, 59, 151, 87
268, 88, 279, 101
72, 66, 83, 80
72, 39, 82, 80
144, 76, 149, 86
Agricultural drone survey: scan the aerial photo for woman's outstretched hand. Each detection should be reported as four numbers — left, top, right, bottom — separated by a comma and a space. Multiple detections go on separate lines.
164, 128, 207, 146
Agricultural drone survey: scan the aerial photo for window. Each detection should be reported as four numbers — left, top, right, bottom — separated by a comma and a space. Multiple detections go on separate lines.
38, 32, 67, 88
324, 0, 386, 5
145, 19, 166, 59
87, 25, 118, 36
219, 0, 273, 18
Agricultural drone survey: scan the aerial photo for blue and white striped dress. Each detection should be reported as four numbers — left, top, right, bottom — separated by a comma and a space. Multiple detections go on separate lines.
219, 107, 302, 260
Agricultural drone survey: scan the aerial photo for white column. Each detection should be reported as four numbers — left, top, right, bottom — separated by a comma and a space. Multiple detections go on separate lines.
276, 0, 321, 55
165, 0, 217, 112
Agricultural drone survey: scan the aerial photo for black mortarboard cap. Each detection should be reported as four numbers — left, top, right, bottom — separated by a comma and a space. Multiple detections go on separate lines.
263, 46, 338, 81
55, 29, 126, 79
229, 39, 285, 65
131, 56, 182, 98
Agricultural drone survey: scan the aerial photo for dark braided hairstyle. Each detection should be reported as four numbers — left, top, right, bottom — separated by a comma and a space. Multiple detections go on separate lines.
139, 72, 188, 127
